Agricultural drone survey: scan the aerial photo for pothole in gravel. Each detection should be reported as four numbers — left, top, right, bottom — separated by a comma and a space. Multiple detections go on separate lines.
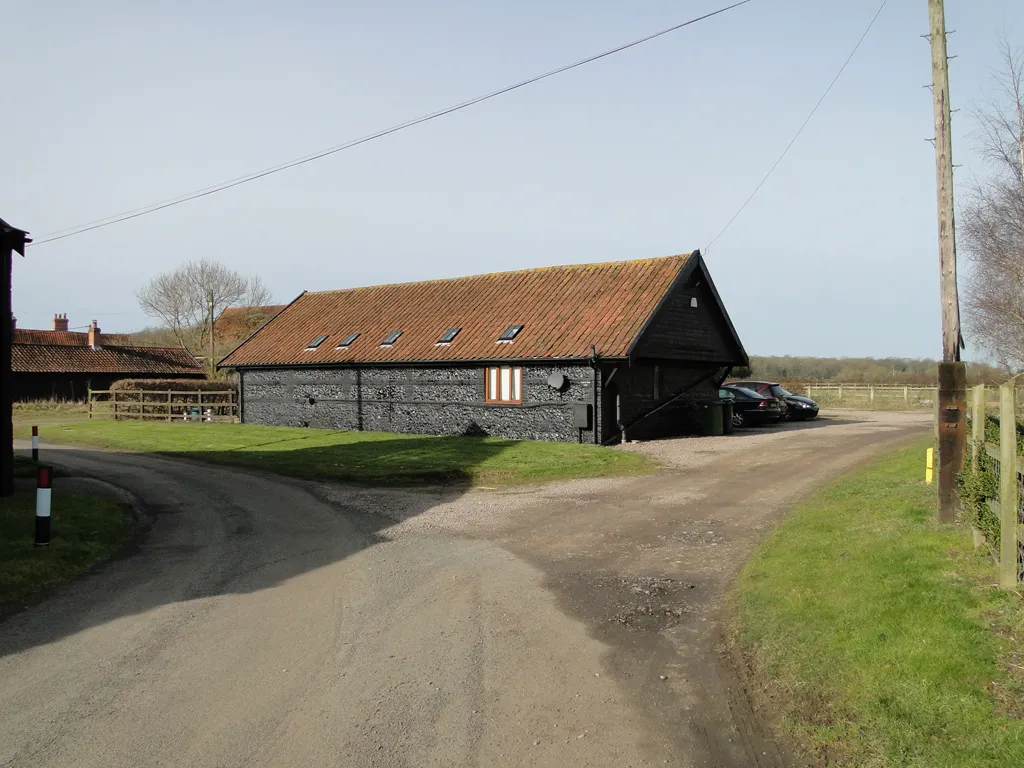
673, 529, 726, 546
672, 518, 726, 546
614, 577, 694, 632
578, 575, 697, 633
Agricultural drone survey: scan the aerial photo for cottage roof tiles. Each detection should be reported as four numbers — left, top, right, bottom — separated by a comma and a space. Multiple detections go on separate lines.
13, 329, 133, 346
220, 254, 694, 368
213, 305, 287, 342
11, 344, 205, 375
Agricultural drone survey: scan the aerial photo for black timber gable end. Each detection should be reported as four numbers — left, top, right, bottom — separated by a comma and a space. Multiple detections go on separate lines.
628, 251, 748, 367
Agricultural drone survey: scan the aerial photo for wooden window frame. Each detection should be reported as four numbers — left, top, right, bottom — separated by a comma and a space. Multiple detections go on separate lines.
484, 366, 523, 404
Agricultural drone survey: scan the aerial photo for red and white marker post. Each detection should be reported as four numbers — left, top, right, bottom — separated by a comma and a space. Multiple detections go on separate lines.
35, 466, 52, 547
31, 425, 39, 462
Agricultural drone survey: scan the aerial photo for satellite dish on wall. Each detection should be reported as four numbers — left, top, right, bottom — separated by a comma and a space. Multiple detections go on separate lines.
547, 372, 569, 392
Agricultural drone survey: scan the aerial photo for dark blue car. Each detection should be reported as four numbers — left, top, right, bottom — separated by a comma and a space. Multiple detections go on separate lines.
730, 380, 819, 421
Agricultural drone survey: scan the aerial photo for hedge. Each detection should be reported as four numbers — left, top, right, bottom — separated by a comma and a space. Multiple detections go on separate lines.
109, 378, 236, 393
97, 379, 237, 420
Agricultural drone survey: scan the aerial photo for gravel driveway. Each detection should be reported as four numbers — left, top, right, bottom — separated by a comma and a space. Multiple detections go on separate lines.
0, 411, 928, 767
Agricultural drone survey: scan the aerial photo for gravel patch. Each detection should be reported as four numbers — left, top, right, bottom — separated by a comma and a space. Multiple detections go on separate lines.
313, 475, 629, 538
618, 410, 930, 470
313, 411, 931, 538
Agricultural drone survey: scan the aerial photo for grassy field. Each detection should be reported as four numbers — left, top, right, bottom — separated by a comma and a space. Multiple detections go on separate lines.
1, 489, 130, 605
16, 420, 651, 487
732, 438, 1024, 767
13, 400, 89, 426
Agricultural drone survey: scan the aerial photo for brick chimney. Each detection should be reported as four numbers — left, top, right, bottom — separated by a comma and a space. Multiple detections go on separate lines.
52, 313, 69, 332
88, 320, 101, 350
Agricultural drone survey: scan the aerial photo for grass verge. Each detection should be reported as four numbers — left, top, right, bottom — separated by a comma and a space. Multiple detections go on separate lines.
732, 437, 1024, 767
1, 489, 130, 605
17, 420, 651, 487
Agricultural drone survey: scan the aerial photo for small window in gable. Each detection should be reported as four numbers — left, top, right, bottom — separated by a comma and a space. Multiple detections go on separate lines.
436, 327, 461, 345
305, 335, 329, 350
497, 324, 523, 343
380, 330, 402, 347
336, 332, 360, 348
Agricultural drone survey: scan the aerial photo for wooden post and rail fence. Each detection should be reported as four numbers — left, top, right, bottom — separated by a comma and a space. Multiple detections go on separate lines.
88, 389, 238, 422
966, 381, 1023, 589
801, 384, 939, 407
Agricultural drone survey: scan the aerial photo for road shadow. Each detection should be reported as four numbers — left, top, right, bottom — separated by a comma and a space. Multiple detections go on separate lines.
0, 435, 518, 657
629, 416, 868, 447
737, 415, 868, 434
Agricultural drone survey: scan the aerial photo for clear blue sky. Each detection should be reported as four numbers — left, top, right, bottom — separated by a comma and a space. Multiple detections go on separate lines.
3, 1, 1022, 359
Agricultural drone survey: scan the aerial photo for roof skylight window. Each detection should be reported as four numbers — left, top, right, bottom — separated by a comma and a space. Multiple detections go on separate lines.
436, 328, 461, 345
380, 330, 402, 346
497, 325, 523, 343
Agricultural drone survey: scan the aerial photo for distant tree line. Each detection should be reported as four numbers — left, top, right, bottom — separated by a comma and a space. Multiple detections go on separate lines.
730, 356, 1004, 386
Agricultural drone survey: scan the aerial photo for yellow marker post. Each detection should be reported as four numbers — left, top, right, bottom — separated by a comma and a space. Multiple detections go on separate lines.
925, 447, 934, 484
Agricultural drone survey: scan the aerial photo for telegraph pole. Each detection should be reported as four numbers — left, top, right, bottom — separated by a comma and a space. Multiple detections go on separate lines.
928, 0, 966, 523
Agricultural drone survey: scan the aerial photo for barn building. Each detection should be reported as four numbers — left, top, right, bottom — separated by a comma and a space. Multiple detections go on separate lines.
219, 252, 748, 443
11, 316, 205, 400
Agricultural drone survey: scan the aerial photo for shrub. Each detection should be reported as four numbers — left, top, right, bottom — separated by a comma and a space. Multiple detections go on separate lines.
109, 378, 236, 392
957, 447, 1001, 547
101, 379, 237, 420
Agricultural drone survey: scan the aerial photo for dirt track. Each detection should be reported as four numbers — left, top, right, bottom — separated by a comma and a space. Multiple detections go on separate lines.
0, 411, 928, 767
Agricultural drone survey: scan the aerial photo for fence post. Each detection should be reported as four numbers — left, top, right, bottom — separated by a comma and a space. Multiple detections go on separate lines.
167, 390, 173, 422
806, 385, 812, 398
904, 386, 909, 405
999, 381, 1018, 588
838, 385, 843, 403
88, 390, 93, 420
112, 390, 118, 421
870, 386, 875, 403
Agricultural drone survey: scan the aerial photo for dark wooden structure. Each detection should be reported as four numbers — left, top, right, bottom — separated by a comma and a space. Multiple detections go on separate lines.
10, 328, 205, 401
1, 217, 30, 497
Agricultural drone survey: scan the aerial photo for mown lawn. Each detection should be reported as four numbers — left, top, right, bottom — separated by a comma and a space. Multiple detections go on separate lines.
733, 438, 1024, 767
1, 489, 130, 605
18, 420, 652, 487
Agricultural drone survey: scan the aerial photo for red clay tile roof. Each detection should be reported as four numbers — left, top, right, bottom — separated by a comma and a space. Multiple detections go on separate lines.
213, 305, 286, 342
220, 254, 694, 368
12, 344, 205, 375
13, 329, 132, 346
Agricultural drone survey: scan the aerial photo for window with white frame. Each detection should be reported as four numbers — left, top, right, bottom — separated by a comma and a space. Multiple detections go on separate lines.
485, 366, 522, 403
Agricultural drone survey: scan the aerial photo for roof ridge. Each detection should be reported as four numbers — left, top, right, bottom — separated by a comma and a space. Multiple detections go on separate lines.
303, 253, 694, 297
13, 342, 191, 352
110, 344, 194, 351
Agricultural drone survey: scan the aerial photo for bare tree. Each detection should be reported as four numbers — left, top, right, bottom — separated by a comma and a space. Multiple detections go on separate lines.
137, 259, 272, 371
960, 40, 1024, 369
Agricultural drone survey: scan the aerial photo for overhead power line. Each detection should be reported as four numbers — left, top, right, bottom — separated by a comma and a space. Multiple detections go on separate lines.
32, 0, 754, 247
706, 0, 889, 251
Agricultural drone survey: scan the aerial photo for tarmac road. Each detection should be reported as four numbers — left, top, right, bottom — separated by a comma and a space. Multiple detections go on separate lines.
0, 411, 928, 767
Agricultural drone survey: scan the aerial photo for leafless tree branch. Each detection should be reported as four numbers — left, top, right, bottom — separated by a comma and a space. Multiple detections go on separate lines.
137, 259, 273, 369
961, 38, 1024, 369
